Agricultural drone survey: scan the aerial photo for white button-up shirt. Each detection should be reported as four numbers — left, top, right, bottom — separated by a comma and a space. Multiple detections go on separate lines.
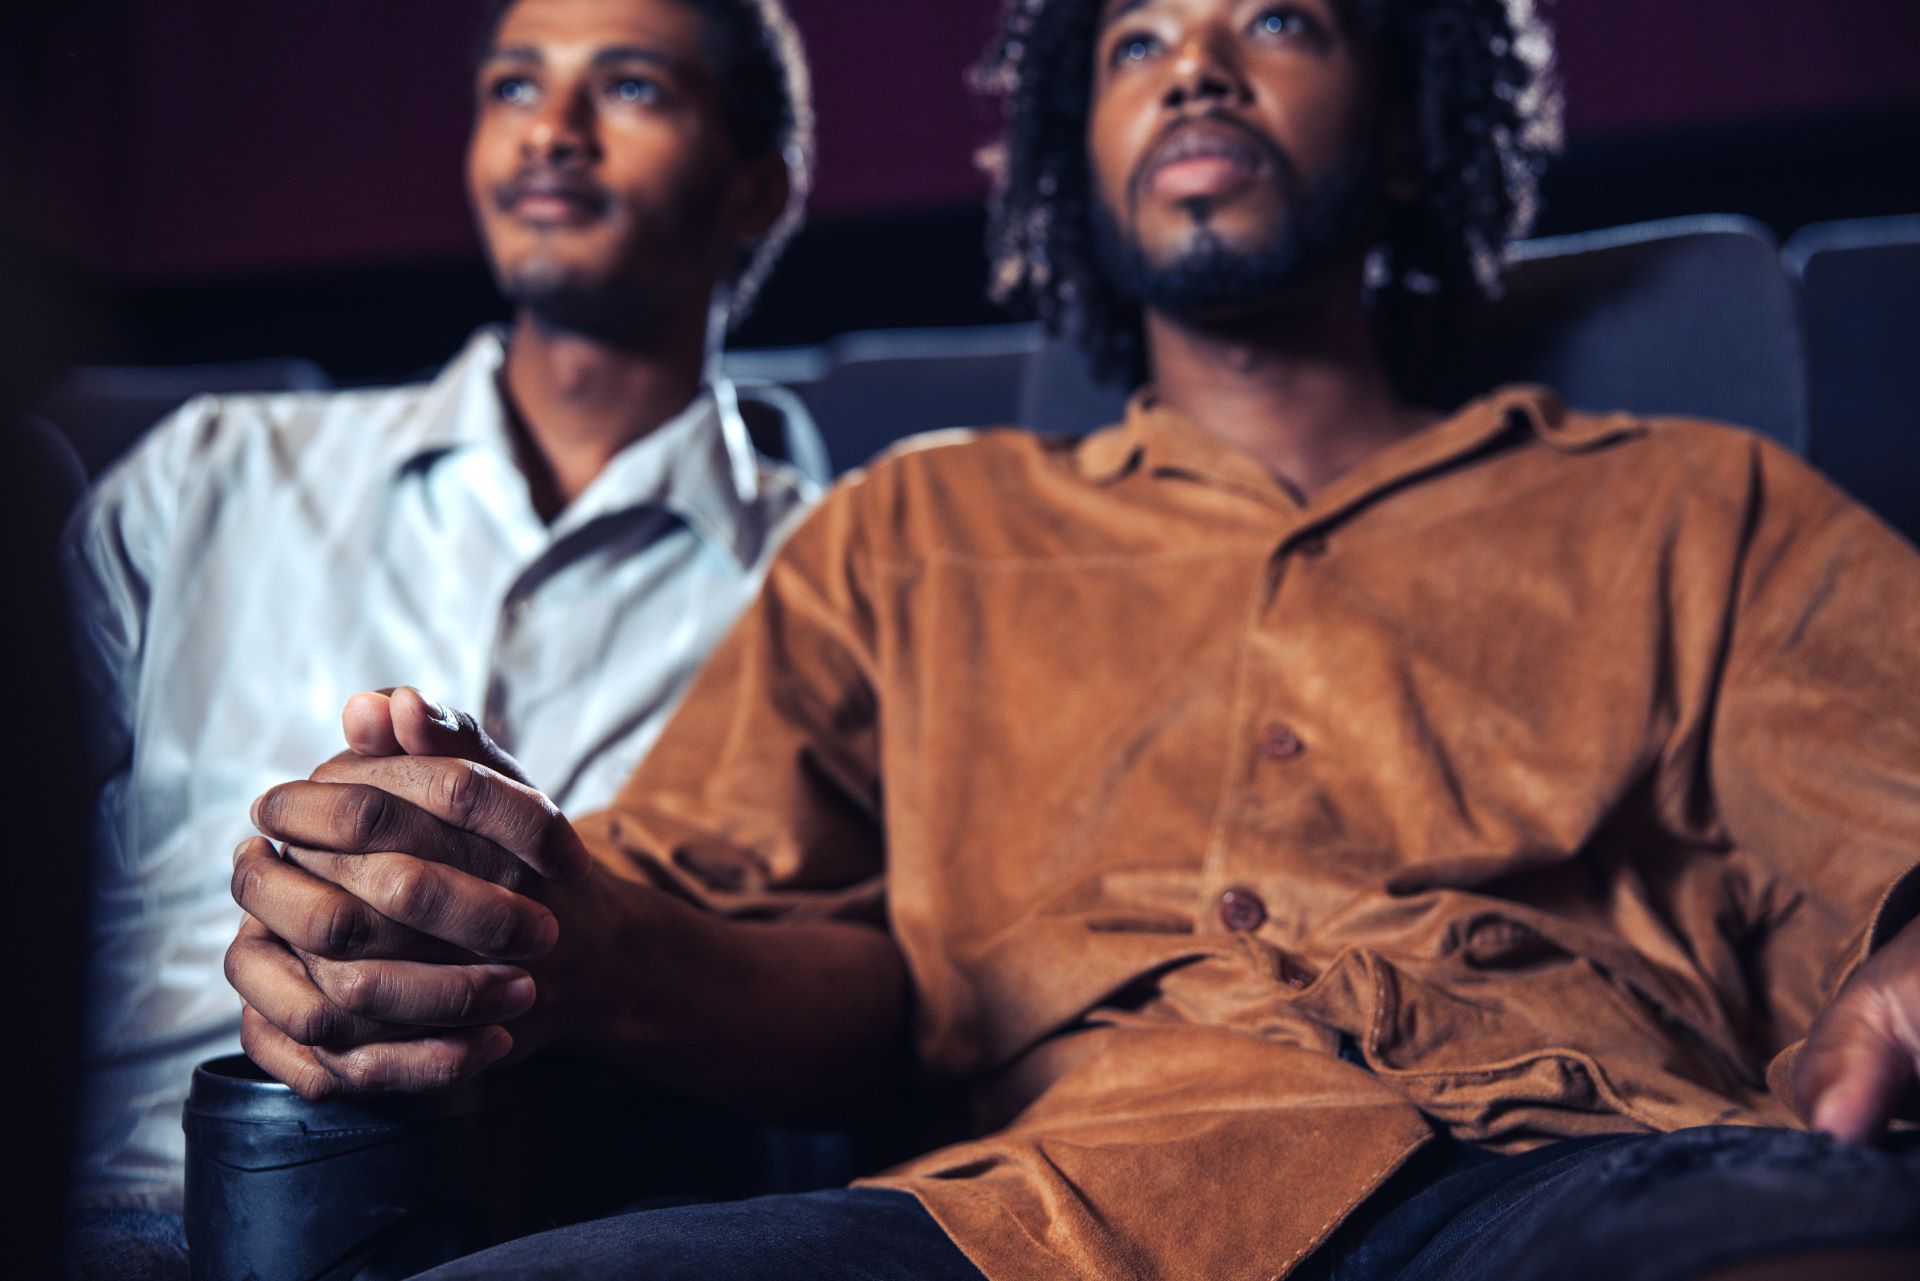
62, 329, 817, 1209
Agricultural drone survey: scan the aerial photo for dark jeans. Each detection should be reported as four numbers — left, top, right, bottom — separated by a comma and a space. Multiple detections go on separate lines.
416, 1127, 1920, 1281
413, 1186, 982, 1281
65, 1207, 189, 1281
1311, 1126, 1920, 1281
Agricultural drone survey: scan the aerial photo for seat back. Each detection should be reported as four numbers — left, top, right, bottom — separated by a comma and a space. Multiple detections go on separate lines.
1785, 215, 1920, 543
1019, 216, 1812, 453
39, 357, 332, 476
727, 326, 1043, 473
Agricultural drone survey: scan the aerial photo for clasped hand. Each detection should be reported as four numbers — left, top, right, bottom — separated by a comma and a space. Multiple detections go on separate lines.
225, 687, 601, 1100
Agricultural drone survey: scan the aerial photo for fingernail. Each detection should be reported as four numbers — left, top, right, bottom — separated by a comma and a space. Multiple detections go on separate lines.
483, 1027, 514, 1064
530, 912, 560, 955
233, 839, 253, 865
418, 690, 458, 729
504, 976, 536, 1010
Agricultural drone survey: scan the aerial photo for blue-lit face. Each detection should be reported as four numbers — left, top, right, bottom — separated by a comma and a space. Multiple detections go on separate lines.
467, 0, 754, 316
1088, 0, 1382, 296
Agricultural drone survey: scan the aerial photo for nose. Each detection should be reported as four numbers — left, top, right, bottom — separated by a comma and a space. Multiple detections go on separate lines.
522, 83, 599, 165
1163, 27, 1250, 110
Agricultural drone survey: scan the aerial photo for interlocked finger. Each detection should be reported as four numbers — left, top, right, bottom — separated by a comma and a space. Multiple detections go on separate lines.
294, 948, 537, 1029
225, 914, 409, 1048
304, 753, 590, 882
240, 1002, 513, 1102
254, 778, 529, 889
232, 838, 452, 961
279, 844, 558, 960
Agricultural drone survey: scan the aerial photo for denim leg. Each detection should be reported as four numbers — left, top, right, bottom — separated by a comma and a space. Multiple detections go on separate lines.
1328, 1127, 1920, 1281
65, 1207, 190, 1281
413, 1187, 985, 1281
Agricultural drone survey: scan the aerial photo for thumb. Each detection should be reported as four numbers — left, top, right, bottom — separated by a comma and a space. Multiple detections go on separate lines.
389, 686, 535, 787
342, 690, 403, 757
1794, 986, 1916, 1144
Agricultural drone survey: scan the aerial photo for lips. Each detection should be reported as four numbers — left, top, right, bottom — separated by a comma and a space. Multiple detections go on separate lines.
1140, 118, 1272, 202
494, 172, 611, 226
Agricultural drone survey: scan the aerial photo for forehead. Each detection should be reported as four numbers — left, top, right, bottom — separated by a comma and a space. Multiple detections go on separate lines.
491, 0, 706, 57
1097, 0, 1345, 28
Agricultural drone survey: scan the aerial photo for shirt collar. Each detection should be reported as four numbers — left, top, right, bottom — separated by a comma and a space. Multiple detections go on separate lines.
389, 327, 517, 469
391, 326, 770, 570
561, 375, 768, 570
1074, 384, 1643, 508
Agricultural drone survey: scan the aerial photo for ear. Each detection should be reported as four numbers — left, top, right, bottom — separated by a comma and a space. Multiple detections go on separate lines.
725, 148, 794, 247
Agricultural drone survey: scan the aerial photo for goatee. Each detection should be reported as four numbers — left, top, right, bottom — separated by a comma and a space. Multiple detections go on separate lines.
1095, 140, 1387, 319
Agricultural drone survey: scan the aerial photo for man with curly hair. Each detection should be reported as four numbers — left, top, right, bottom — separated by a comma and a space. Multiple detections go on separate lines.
225, 1, 1920, 1278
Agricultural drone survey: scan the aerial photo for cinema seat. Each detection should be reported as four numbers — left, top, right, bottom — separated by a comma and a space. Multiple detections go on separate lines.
1023, 215, 1812, 453
1785, 215, 1920, 543
726, 325, 1044, 474
39, 357, 332, 477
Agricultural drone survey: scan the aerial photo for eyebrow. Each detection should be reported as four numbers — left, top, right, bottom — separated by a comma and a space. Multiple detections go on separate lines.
1097, 0, 1157, 33
481, 44, 678, 70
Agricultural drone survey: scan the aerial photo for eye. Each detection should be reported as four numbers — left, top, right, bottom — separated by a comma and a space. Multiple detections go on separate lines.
1109, 31, 1163, 69
489, 75, 538, 105
609, 77, 663, 105
1251, 6, 1311, 39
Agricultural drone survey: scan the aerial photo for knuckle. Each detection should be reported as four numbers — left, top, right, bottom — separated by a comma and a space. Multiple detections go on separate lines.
325, 962, 382, 1017
450, 969, 491, 1023
313, 895, 376, 957
476, 899, 533, 957
375, 860, 447, 926
337, 784, 390, 852
295, 1068, 342, 1102
290, 996, 347, 1047
331, 1045, 383, 1091
254, 787, 290, 835
423, 1040, 472, 1090
436, 762, 485, 828
230, 854, 268, 910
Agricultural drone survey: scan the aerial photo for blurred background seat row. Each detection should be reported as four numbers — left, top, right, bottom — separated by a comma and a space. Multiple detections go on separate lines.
35, 212, 1920, 544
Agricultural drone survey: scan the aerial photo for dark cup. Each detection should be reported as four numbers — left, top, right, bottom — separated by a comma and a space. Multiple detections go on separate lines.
183, 1055, 508, 1281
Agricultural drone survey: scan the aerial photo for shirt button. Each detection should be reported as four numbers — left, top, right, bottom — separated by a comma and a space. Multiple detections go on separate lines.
1218, 887, 1267, 933
1258, 723, 1305, 761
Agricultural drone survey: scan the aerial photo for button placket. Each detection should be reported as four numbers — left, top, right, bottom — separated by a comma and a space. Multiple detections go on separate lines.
1199, 530, 1320, 939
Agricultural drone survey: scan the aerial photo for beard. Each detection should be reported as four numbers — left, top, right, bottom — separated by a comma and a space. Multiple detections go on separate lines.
1094, 137, 1387, 320
494, 256, 674, 348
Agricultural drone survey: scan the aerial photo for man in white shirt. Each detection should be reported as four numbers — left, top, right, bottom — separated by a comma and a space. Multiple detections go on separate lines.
61, 0, 817, 1268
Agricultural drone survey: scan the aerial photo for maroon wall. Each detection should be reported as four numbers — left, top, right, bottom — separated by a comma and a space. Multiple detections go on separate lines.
26, 0, 1920, 281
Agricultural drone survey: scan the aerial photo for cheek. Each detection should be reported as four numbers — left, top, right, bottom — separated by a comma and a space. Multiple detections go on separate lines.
1086, 93, 1144, 210
466, 127, 509, 207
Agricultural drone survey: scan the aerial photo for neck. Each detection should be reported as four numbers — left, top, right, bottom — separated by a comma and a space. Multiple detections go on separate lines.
501, 306, 715, 522
1143, 264, 1431, 503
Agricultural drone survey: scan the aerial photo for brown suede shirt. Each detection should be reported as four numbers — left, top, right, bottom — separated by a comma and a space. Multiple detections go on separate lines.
576, 386, 1920, 1281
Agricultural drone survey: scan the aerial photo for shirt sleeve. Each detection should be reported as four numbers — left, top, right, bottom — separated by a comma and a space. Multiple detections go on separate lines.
573, 472, 887, 925
1704, 438, 1920, 1101
61, 397, 214, 789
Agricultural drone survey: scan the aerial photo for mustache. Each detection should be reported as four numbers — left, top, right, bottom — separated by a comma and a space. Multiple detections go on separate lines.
491, 165, 614, 218
1129, 110, 1298, 209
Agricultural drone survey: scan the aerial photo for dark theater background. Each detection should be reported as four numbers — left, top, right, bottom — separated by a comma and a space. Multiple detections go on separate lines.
7, 0, 1920, 381
0, 4, 1917, 1274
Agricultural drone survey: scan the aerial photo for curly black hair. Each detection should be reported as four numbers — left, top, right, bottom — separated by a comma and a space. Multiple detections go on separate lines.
976, 0, 1563, 387
478, 0, 814, 321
